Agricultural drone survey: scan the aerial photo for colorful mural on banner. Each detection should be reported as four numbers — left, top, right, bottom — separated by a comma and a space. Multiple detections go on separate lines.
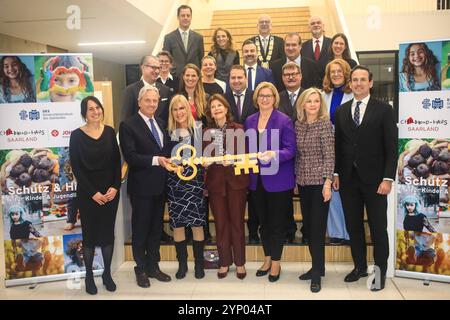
396, 40, 450, 280
0, 54, 103, 286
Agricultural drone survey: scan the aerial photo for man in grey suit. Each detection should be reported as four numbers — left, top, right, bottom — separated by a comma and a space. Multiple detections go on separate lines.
163, 5, 204, 77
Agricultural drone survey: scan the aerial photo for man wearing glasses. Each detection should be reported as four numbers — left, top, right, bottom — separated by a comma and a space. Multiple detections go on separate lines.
122, 55, 172, 129
245, 14, 285, 69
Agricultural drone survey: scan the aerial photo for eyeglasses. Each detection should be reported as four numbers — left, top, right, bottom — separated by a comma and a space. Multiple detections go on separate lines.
330, 70, 343, 75
159, 60, 170, 64
282, 72, 300, 78
143, 65, 161, 70
258, 94, 274, 99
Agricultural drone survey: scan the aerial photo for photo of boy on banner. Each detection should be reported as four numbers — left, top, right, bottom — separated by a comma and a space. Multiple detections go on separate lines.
4, 236, 64, 280
35, 55, 94, 102
0, 55, 36, 104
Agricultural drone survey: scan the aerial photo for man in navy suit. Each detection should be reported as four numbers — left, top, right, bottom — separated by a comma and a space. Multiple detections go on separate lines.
242, 40, 275, 91
301, 16, 332, 86
119, 85, 173, 288
225, 65, 260, 244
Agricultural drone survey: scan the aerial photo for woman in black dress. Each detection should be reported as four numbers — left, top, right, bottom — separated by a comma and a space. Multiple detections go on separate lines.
166, 94, 207, 280
69, 96, 121, 295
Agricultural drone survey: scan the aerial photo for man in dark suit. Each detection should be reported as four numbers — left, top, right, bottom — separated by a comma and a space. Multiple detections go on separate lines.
278, 61, 304, 122
242, 40, 275, 91
122, 55, 172, 129
246, 14, 285, 69
163, 5, 204, 77
156, 50, 180, 94
270, 33, 320, 92
119, 85, 173, 288
225, 65, 259, 244
333, 66, 397, 291
301, 16, 332, 85
278, 61, 304, 244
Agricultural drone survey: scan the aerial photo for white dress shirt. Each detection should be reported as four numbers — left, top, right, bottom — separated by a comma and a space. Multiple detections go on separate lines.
138, 110, 164, 166
351, 94, 370, 124
312, 35, 324, 54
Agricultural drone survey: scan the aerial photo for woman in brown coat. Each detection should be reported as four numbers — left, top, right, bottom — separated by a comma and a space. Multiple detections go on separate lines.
203, 93, 249, 279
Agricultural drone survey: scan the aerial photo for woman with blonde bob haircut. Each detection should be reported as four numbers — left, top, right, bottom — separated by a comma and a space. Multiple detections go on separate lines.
165, 94, 207, 280
252, 82, 280, 109
295, 87, 334, 293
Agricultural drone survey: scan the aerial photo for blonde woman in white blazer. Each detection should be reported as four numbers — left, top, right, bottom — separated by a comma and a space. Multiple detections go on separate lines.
322, 59, 354, 245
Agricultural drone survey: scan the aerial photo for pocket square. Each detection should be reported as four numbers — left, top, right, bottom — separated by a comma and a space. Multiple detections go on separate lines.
161, 98, 168, 101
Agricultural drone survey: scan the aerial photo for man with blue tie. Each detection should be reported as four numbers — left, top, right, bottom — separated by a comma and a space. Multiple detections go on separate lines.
119, 85, 173, 288
242, 40, 275, 91
334, 66, 397, 291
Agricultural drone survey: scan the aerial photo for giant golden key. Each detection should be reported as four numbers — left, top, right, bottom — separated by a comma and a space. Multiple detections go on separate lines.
169, 145, 260, 181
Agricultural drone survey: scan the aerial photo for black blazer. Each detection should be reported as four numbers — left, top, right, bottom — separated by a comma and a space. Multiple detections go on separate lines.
278, 88, 304, 122
163, 29, 204, 77
334, 97, 397, 186
156, 75, 180, 94
245, 35, 285, 66
269, 56, 320, 92
119, 114, 171, 197
301, 37, 332, 85
121, 80, 172, 128
225, 90, 258, 124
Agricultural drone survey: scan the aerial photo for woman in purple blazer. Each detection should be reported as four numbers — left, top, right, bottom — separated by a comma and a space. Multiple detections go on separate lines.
244, 82, 296, 282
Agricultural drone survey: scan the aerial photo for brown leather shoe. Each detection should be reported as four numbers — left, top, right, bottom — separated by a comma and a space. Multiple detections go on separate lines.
147, 269, 172, 282
135, 268, 150, 288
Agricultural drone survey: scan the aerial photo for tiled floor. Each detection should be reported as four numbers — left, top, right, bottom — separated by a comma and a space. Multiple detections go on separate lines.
0, 261, 449, 300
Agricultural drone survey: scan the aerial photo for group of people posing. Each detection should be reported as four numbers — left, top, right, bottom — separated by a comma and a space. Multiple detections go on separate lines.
68, 5, 397, 295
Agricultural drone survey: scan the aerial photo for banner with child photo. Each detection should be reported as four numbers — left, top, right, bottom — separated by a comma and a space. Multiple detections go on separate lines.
0, 53, 104, 286
396, 39, 450, 282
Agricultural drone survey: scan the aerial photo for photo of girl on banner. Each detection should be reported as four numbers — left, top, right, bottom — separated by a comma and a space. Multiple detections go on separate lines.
441, 41, 450, 90
35, 55, 94, 102
2, 195, 43, 241
4, 236, 64, 280
399, 41, 441, 92
0, 55, 36, 103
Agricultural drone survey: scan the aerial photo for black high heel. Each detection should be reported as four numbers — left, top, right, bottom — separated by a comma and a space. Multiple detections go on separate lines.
268, 267, 281, 282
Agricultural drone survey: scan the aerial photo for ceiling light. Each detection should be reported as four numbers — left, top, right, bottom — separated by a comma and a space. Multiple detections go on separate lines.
78, 40, 146, 46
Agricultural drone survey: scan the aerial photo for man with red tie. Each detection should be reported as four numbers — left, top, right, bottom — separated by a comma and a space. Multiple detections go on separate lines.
301, 16, 332, 86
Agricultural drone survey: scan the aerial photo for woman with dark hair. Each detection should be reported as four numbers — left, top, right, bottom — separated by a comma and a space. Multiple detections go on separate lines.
69, 96, 121, 295
327, 33, 357, 69
203, 94, 249, 279
208, 28, 240, 82
399, 42, 440, 92
0, 56, 36, 103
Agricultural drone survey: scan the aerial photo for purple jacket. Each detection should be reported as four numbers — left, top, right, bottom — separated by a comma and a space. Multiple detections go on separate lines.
244, 109, 296, 192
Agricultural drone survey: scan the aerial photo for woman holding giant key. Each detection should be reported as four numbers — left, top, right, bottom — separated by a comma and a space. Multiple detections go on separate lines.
203, 93, 250, 279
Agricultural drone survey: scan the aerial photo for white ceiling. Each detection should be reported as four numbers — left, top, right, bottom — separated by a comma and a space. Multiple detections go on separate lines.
0, 0, 163, 64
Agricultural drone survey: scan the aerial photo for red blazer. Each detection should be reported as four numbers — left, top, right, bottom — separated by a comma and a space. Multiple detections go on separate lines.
203, 122, 250, 194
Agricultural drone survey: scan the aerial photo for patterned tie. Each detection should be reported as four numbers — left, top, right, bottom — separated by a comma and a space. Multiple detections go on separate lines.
354, 101, 362, 126
150, 118, 162, 148
314, 40, 320, 61
235, 94, 243, 119
247, 67, 253, 91
182, 31, 188, 51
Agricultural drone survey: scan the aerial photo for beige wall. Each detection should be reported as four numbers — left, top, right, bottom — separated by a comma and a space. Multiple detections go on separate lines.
339, 0, 450, 51
0, 33, 47, 53
92, 58, 126, 129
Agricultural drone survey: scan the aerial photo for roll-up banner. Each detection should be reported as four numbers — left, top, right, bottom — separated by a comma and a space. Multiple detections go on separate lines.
396, 39, 450, 282
0, 54, 104, 287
